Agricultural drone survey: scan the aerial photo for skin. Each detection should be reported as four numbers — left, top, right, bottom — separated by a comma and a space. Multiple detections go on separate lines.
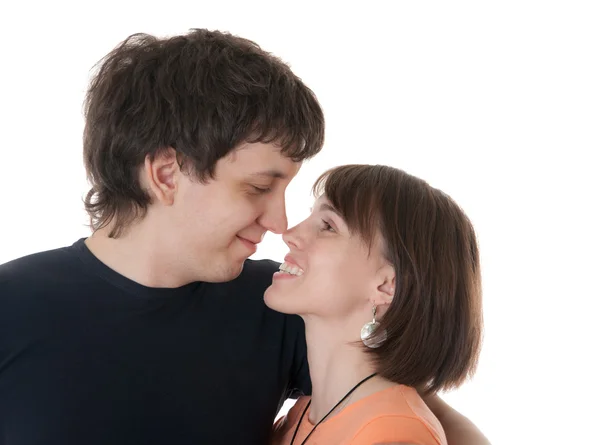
85, 142, 300, 287
265, 196, 492, 445
85, 144, 489, 445
264, 195, 399, 424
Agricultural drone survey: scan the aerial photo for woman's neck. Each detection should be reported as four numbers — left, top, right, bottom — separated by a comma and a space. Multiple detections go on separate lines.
303, 318, 394, 424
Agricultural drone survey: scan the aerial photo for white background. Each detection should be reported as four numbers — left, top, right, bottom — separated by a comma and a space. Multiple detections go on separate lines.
1, 1, 599, 443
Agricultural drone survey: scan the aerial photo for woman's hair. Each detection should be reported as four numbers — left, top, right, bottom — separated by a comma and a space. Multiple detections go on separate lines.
312, 164, 483, 394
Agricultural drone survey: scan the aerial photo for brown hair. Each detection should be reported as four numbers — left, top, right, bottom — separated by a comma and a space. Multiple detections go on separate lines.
312, 164, 483, 394
83, 29, 325, 237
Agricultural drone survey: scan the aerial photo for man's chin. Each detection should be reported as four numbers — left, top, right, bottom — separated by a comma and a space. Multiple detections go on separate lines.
205, 259, 246, 283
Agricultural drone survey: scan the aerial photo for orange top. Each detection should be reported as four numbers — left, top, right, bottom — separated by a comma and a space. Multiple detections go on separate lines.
271, 385, 446, 445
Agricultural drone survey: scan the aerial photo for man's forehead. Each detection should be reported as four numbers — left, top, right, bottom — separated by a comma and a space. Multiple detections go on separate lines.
247, 169, 289, 180
227, 142, 301, 176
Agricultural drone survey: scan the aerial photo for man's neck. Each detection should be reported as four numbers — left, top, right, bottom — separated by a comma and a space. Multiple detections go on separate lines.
85, 223, 194, 288
303, 318, 394, 425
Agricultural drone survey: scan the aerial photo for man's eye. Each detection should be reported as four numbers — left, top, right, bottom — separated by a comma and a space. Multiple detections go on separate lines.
251, 186, 271, 194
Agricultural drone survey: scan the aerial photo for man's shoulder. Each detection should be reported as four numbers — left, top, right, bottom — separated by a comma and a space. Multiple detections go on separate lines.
0, 244, 83, 331
211, 258, 295, 322
0, 243, 80, 299
231, 258, 281, 289
242, 257, 281, 275
0, 245, 74, 279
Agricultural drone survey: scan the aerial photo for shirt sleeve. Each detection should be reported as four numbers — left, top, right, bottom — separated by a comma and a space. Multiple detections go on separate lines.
350, 416, 443, 445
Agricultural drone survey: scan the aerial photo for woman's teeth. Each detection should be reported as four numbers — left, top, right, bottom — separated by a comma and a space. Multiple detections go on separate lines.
279, 262, 304, 276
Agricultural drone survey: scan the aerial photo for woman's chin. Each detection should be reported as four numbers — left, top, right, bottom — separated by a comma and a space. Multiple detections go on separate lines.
264, 288, 301, 315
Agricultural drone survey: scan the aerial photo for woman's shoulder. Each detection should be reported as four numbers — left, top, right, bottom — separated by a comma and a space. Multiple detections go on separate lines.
347, 385, 447, 445
272, 396, 311, 437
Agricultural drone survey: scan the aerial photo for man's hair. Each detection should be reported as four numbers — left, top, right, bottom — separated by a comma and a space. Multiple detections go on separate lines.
313, 165, 483, 394
83, 29, 325, 237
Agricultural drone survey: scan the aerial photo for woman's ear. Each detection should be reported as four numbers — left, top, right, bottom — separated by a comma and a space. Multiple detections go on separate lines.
374, 267, 395, 305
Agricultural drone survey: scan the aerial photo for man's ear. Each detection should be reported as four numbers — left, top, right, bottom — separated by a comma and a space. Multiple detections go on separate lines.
143, 147, 179, 206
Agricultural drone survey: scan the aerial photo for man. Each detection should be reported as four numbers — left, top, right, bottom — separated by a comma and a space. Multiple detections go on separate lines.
0, 29, 489, 444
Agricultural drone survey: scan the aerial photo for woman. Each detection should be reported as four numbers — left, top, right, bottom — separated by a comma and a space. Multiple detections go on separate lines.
265, 164, 483, 445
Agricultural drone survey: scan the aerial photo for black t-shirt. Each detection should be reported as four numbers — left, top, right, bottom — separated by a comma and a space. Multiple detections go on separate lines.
0, 239, 310, 445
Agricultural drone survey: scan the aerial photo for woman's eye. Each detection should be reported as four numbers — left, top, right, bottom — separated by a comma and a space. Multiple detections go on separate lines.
320, 219, 335, 232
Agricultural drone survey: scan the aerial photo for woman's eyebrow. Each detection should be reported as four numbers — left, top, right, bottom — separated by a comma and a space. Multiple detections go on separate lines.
317, 202, 343, 218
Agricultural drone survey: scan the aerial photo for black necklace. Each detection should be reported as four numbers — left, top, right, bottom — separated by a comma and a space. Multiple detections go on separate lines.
289, 373, 377, 445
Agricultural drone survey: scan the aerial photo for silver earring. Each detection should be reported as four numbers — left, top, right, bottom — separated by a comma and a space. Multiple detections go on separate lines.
360, 305, 387, 348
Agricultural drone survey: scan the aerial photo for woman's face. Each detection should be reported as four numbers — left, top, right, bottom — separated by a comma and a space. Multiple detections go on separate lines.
264, 195, 394, 326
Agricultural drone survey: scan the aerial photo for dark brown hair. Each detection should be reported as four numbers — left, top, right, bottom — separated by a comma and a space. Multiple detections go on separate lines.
313, 164, 483, 394
83, 29, 325, 237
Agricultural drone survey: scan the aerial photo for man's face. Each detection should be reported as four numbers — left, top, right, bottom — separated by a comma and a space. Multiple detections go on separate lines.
164, 142, 301, 283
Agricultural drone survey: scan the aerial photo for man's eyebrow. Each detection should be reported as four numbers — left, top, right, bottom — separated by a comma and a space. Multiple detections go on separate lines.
248, 169, 287, 179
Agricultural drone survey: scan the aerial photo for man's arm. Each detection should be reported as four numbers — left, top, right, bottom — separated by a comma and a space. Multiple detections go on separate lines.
423, 394, 491, 445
